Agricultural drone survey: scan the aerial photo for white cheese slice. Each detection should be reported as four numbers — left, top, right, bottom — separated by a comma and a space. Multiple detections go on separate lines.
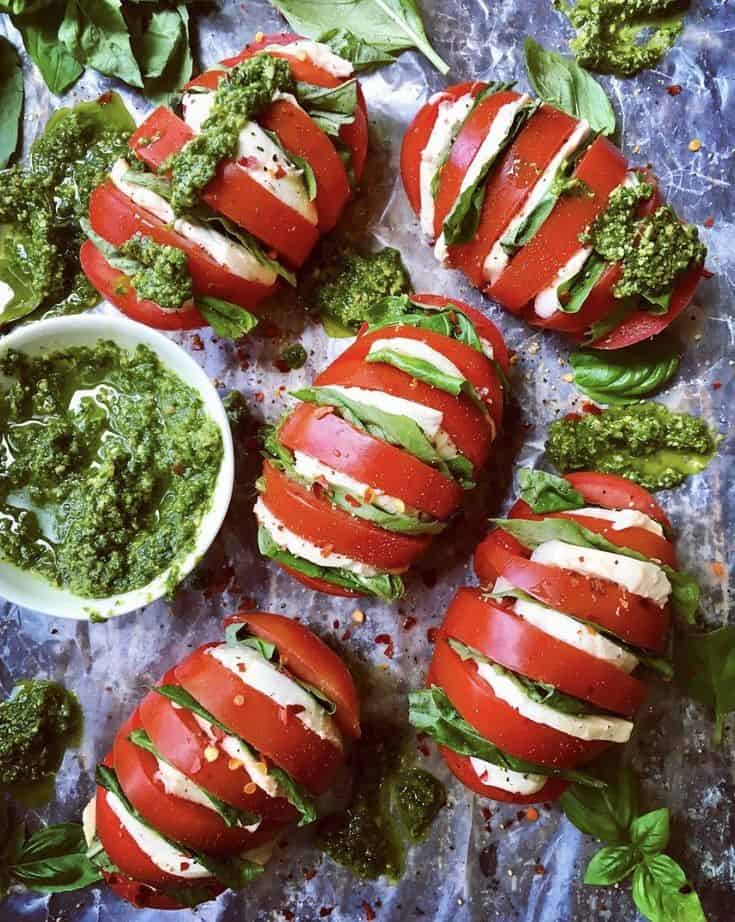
533, 245, 593, 318
206, 642, 342, 748
419, 92, 476, 237
570, 507, 664, 537
106, 791, 211, 879
0, 280, 14, 314
434, 95, 531, 265
530, 540, 671, 607
182, 92, 317, 225
368, 337, 463, 379
255, 497, 381, 579
483, 118, 591, 284
193, 715, 284, 800
261, 40, 353, 78
475, 661, 633, 743
82, 798, 96, 847
110, 158, 175, 223
479, 337, 494, 360
469, 756, 547, 795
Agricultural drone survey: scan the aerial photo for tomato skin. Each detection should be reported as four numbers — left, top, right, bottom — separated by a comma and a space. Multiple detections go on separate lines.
261, 461, 430, 571
280, 564, 365, 597
443, 588, 646, 716
563, 471, 671, 529
224, 611, 361, 740
474, 529, 670, 652
175, 645, 344, 793
129, 108, 319, 267
89, 181, 277, 311
439, 746, 568, 804
278, 404, 464, 521
80, 240, 205, 330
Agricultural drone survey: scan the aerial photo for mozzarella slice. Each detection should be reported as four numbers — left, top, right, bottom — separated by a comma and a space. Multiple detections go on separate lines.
193, 715, 284, 799
82, 798, 96, 847
256, 497, 381, 579
419, 92, 476, 237
0, 280, 15, 314
493, 577, 638, 673
110, 158, 174, 223
569, 507, 664, 537
434, 95, 531, 265
483, 118, 591, 283
260, 40, 353, 78
182, 92, 318, 224
475, 662, 634, 743
206, 642, 342, 747
530, 540, 671, 607
106, 791, 211, 879
533, 246, 593, 318
469, 756, 547, 795
368, 337, 463, 379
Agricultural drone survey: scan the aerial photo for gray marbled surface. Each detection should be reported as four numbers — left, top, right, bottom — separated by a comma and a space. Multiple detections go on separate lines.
1, 1, 733, 920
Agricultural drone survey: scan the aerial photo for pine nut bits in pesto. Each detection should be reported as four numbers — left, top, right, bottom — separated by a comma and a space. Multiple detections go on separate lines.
0, 341, 223, 599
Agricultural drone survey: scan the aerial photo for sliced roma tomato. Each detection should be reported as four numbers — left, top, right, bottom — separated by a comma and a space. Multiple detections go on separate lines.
400, 82, 483, 215
139, 671, 296, 823
449, 105, 580, 287
278, 404, 463, 521
410, 293, 511, 374
261, 461, 430, 571
443, 588, 646, 716
346, 323, 504, 432
433, 90, 522, 239
431, 633, 608, 767
89, 181, 276, 311
114, 710, 276, 855
80, 240, 204, 331
488, 136, 628, 313
315, 358, 493, 472
175, 644, 343, 793
224, 611, 361, 740
473, 530, 670, 652
564, 471, 671, 529
129, 108, 319, 267
104, 871, 220, 911
280, 564, 364, 598
439, 745, 567, 804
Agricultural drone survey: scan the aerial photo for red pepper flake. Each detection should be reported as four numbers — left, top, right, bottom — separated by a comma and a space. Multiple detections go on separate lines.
534, 863, 546, 875
375, 633, 394, 659
237, 662, 247, 673
564, 412, 582, 422
704, 217, 715, 228
666, 84, 682, 96
303, 868, 317, 881
320, 543, 335, 558
427, 627, 438, 644
481, 807, 492, 820
525, 807, 540, 822
345, 493, 361, 508
319, 908, 334, 918
363, 901, 376, 921
711, 561, 725, 577
172, 462, 185, 476
333, 619, 340, 629
283, 911, 295, 921
403, 616, 417, 631
190, 334, 204, 351
341, 629, 352, 642
581, 402, 602, 415
238, 155, 260, 170
712, 380, 722, 390
255, 392, 265, 403
179, 861, 190, 871
418, 743, 430, 757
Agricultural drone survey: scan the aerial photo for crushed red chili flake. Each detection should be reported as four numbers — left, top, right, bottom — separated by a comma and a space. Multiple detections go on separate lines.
481, 807, 492, 820
283, 911, 295, 921
581, 402, 602, 415
403, 616, 417, 630
237, 662, 247, 673
303, 868, 317, 880
704, 217, 715, 228
535, 864, 546, 875
179, 861, 190, 871
564, 412, 582, 422
666, 84, 682, 96
375, 633, 395, 658
255, 392, 265, 403
341, 629, 352, 641
427, 627, 438, 644
363, 901, 376, 921
333, 619, 340, 629
172, 462, 185, 476
345, 493, 361, 508
319, 908, 334, 918
418, 743, 430, 757
712, 381, 722, 390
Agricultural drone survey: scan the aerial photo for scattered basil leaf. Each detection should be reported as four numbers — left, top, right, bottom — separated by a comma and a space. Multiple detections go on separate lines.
584, 844, 640, 886
195, 296, 259, 340
2, 820, 102, 895
518, 468, 585, 513
14, 7, 84, 95
0, 37, 23, 169
320, 27, 395, 70
524, 37, 615, 136
674, 625, 735, 744
633, 859, 706, 922
560, 748, 639, 843
631, 808, 670, 856
128, 3, 193, 103
59, 0, 143, 89
570, 339, 680, 405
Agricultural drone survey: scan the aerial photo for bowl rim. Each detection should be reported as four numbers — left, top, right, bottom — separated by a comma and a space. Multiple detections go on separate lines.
0, 314, 235, 621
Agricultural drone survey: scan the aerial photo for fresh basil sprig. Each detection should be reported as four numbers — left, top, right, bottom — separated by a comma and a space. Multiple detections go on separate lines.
196, 297, 259, 340
320, 28, 395, 71
674, 625, 735, 745
569, 339, 681, 405
518, 468, 585, 513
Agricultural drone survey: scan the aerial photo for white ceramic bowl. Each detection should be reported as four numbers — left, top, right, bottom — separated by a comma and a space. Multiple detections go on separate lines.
0, 315, 234, 620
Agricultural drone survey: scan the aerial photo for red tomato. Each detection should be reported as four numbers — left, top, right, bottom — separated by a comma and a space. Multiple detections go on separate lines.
488, 136, 628, 313
564, 471, 671, 529
80, 240, 204, 331
449, 105, 580, 287
280, 564, 364, 598
443, 588, 646, 716
89, 181, 277, 311
260, 461, 430, 571
175, 644, 344, 793
224, 611, 361, 740
439, 746, 567, 804
315, 358, 493, 473
400, 82, 483, 215
129, 109, 319, 267
103, 872, 219, 911
278, 404, 464, 521
473, 530, 670, 652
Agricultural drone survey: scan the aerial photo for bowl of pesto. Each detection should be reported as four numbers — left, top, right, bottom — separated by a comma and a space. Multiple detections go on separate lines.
0, 315, 234, 619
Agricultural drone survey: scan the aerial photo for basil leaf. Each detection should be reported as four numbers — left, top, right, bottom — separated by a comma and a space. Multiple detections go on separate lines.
524, 37, 615, 136
633, 860, 706, 922
631, 808, 670, 856
556, 252, 607, 314
674, 625, 735, 744
14, 7, 84, 95
296, 79, 358, 137
8, 822, 102, 894
584, 844, 640, 886
560, 748, 639, 843
225, 624, 278, 662
269, 0, 449, 74
258, 524, 404, 602
130, 8, 182, 80
0, 37, 23, 169
584, 295, 639, 345
196, 296, 259, 340
129, 4, 193, 104
122, 169, 173, 200
81, 219, 142, 276
327, 484, 445, 535
366, 347, 485, 410
408, 686, 604, 788
518, 468, 585, 513
570, 339, 680, 406
59, 0, 143, 89
320, 27, 395, 70
285, 151, 317, 200
366, 296, 485, 354
645, 853, 688, 890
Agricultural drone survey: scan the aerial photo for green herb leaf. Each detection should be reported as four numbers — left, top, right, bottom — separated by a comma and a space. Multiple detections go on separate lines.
518, 468, 585, 513
365, 297, 485, 355
8, 823, 102, 894
584, 295, 639, 345
320, 27, 395, 70
288, 151, 318, 200
14, 7, 84, 95
632, 859, 706, 922
674, 625, 735, 744
560, 748, 639, 843
0, 37, 23, 169
195, 297, 259, 340
59, 0, 143, 89
327, 483, 445, 535
584, 844, 640, 885
225, 624, 277, 661
556, 252, 607, 314
630, 808, 670, 856
524, 37, 615, 136
366, 347, 485, 411
270, 0, 449, 74
296, 79, 358, 137
570, 339, 680, 406
127, 4, 193, 104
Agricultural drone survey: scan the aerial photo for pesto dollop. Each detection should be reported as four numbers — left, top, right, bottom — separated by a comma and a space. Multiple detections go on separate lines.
120, 234, 192, 310
545, 402, 717, 490
0, 341, 223, 598
555, 0, 689, 77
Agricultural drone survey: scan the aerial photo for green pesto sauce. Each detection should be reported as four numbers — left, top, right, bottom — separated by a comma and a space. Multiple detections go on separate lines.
0, 680, 81, 801
165, 55, 293, 214
545, 402, 717, 491
0, 341, 223, 598
120, 235, 192, 311
555, 0, 689, 77
303, 244, 411, 336
318, 722, 446, 881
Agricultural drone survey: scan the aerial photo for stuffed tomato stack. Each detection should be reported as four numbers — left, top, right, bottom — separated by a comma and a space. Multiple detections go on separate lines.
401, 82, 706, 349
84, 612, 359, 910
81, 34, 368, 330
256, 294, 510, 600
410, 470, 694, 804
